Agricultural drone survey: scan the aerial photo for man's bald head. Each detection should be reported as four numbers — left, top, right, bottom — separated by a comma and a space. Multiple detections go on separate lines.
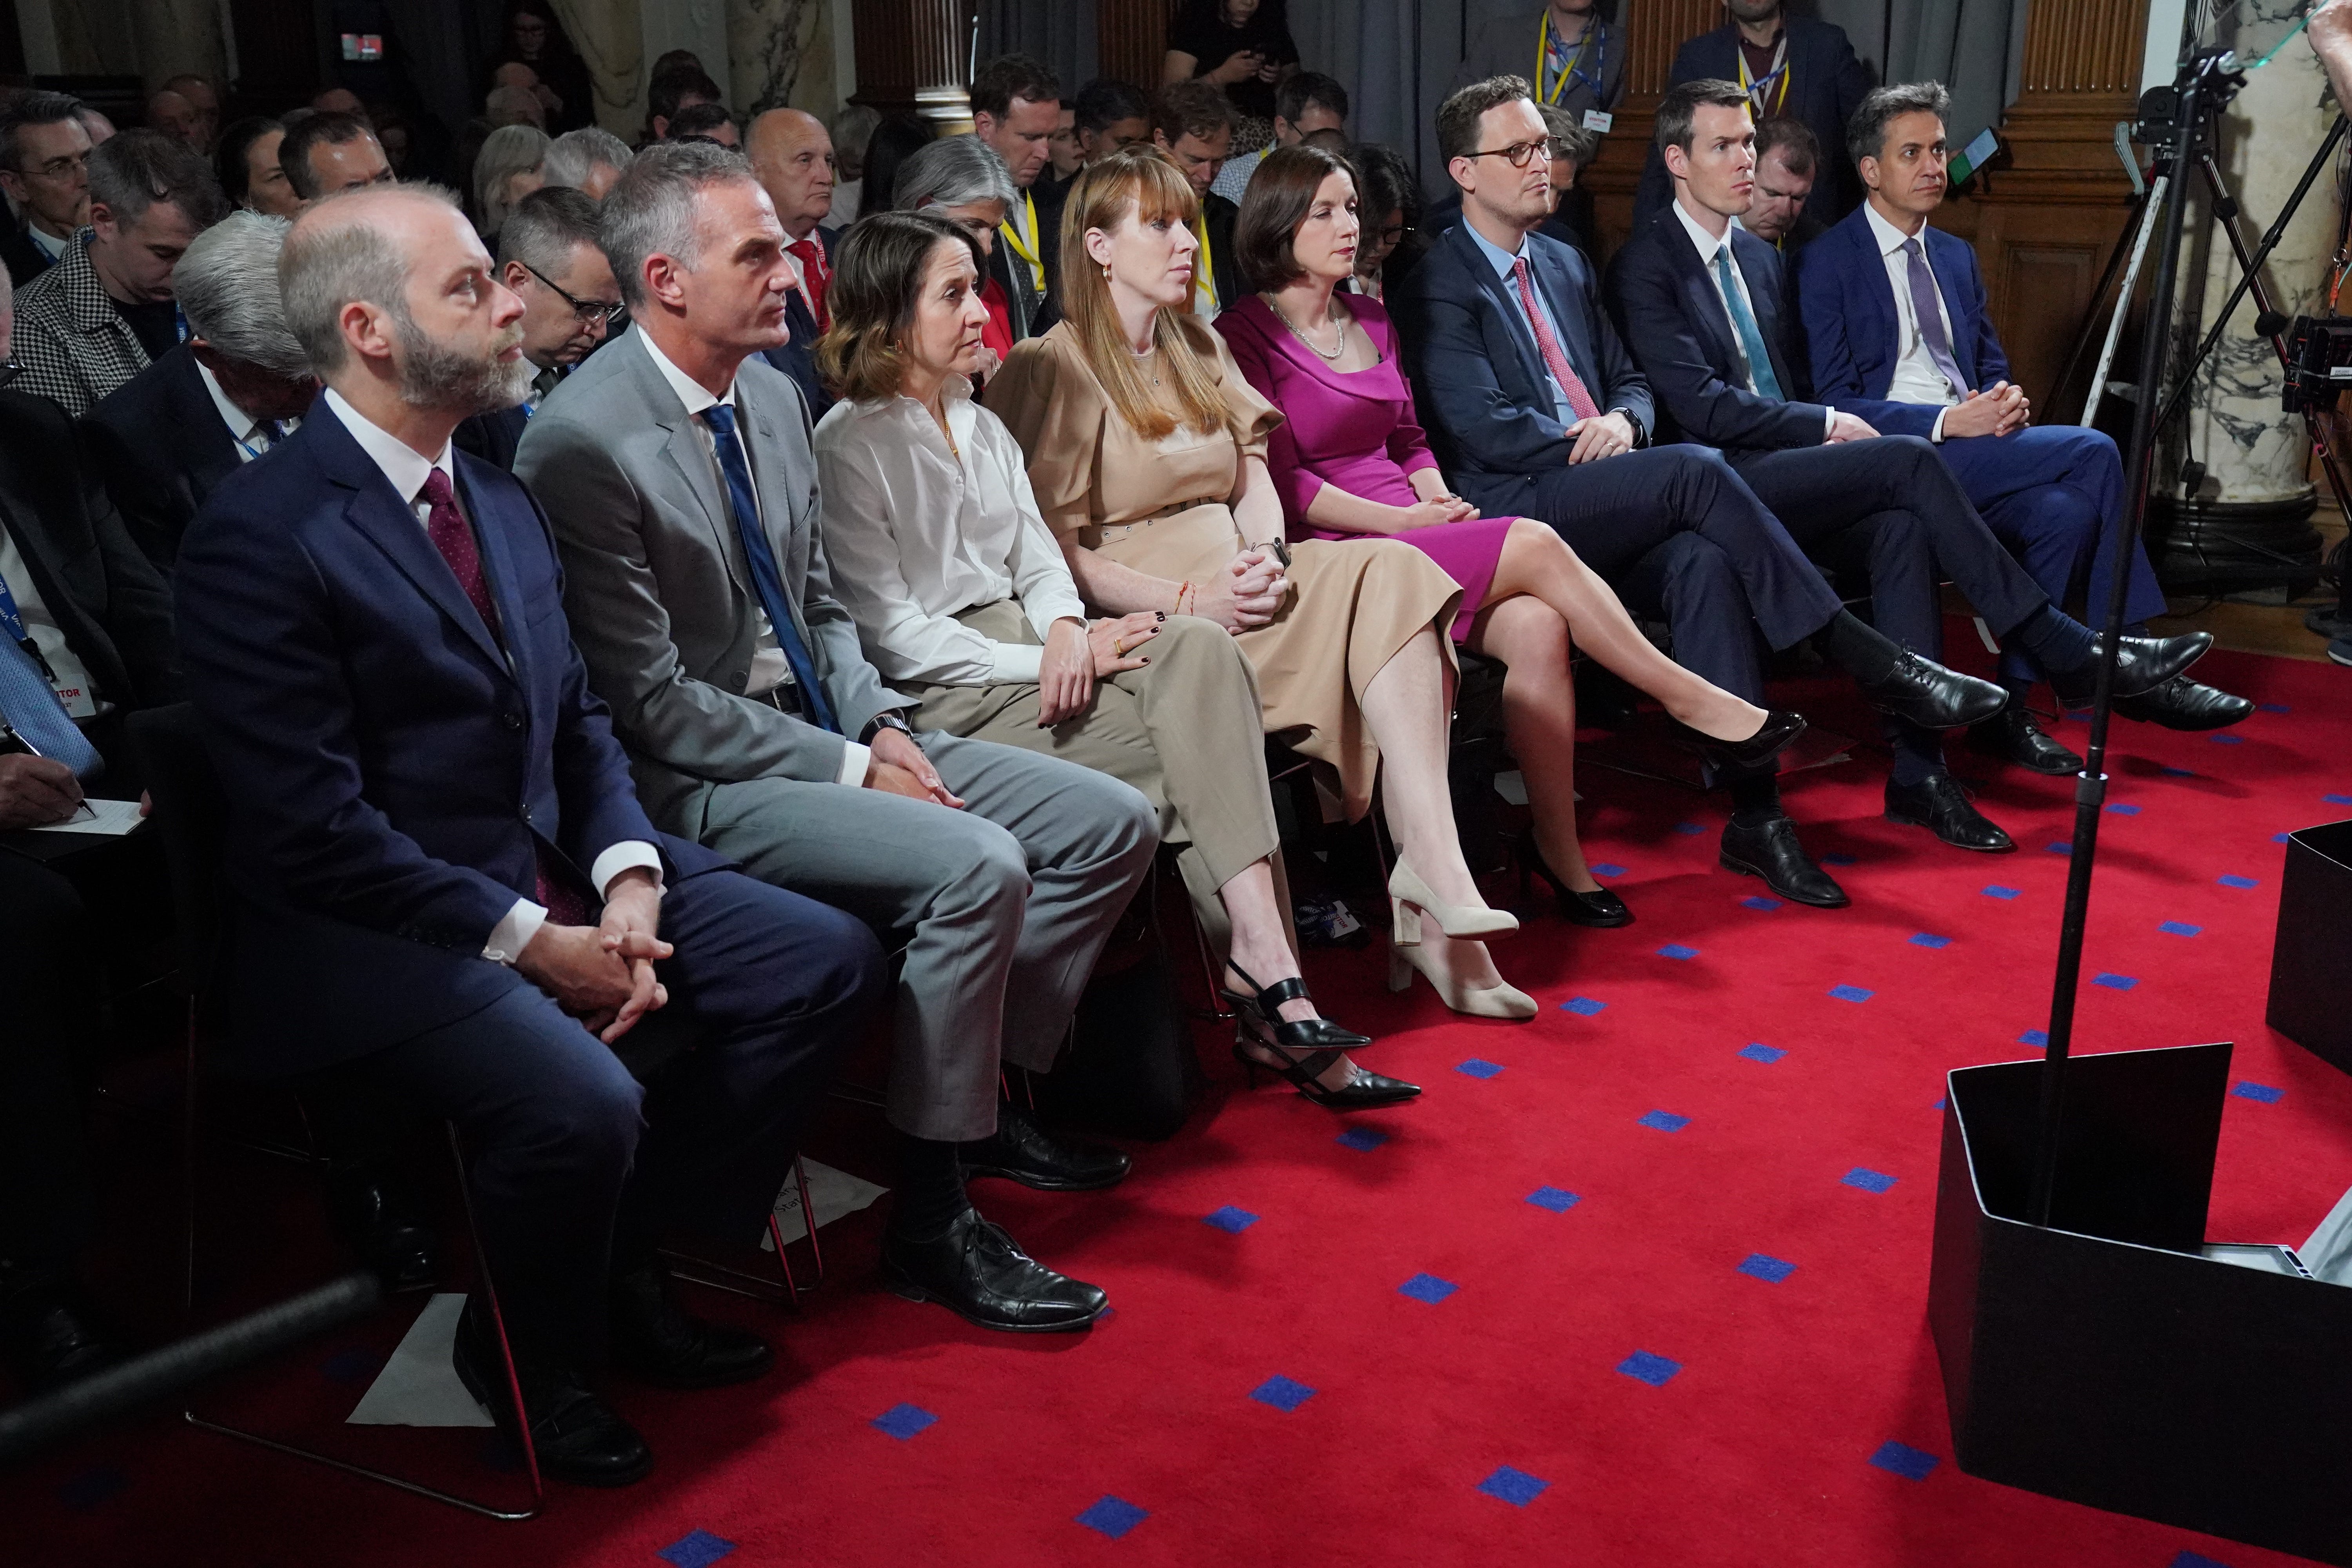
746, 108, 835, 238
148, 89, 201, 148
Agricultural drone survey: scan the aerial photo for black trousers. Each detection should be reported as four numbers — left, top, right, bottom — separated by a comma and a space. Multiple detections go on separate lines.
0, 850, 98, 1271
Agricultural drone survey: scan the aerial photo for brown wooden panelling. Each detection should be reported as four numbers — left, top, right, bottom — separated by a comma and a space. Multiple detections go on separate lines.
1580, 0, 1714, 256
1099, 0, 1178, 93
853, 0, 974, 119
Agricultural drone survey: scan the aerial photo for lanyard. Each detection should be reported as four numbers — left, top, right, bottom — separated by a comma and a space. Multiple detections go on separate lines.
996, 191, 1047, 297
1737, 36, 1791, 119
0, 572, 27, 647
1537, 12, 1605, 105
1191, 214, 1220, 313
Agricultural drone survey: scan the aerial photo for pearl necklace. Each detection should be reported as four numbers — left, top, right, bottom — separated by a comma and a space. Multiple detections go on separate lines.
1263, 292, 1348, 361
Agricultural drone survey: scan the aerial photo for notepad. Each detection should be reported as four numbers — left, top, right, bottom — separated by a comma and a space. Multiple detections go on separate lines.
29, 796, 147, 837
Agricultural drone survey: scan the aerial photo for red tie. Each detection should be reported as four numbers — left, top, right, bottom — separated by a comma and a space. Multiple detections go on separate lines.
790, 238, 831, 331
417, 469, 593, 928
1511, 256, 1601, 423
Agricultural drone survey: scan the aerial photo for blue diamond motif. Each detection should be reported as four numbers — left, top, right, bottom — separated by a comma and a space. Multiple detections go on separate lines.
1909, 933, 1951, 949
1657, 943, 1700, 960
1526, 1186, 1581, 1212
2212, 732, 2243, 744
1250, 1375, 1315, 1412
2160, 766, 2195, 777
1828, 984, 1873, 1003
1638, 1109, 1690, 1132
2159, 920, 2201, 936
2231, 1081, 2284, 1104
1983, 885, 2022, 900
1739, 1042, 1785, 1063
1398, 1272, 1457, 1303
2259, 702, 2292, 713
1673, 820, 1705, 835
2019, 1029, 2049, 1046
2218, 874, 2259, 888
2092, 973, 2137, 991
2046, 841, 2071, 854
1561, 996, 1605, 1016
1844, 1168, 1898, 1193
2105, 802, 2140, 816
321, 1347, 383, 1385
1456, 1058, 1504, 1079
1204, 1205, 1259, 1233
1822, 852, 1859, 866
2275, 832, 2292, 843
1591, 862, 1628, 877
1075, 1496, 1149, 1539
1738, 1254, 1796, 1283
1869, 1441, 1940, 1481
659, 1531, 739, 1568
1334, 1126, 1387, 1151
1478, 1465, 1550, 1506
2170, 1553, 2236, 1568
1617, 1350, 1681, 1386
2328, 793, 2352, 805
871, 1403, 936, 1440
1741, 894, 1782, 910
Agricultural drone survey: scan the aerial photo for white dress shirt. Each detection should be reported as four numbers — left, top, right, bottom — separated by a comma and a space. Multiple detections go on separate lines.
1863, 200, 1965, 439
323, 387, 662, 965
197, 360, 298, 460
813, 383, 1089, 687
635, 330, 871, 788
1670, 199, 1834, 438
25, 222, 68, 266
0, 531, 96, 717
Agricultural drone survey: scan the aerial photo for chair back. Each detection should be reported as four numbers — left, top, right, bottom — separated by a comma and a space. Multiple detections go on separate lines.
125, 703, 233, 1018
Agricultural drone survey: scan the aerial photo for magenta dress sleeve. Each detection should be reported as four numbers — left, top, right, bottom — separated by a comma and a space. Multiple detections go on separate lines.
1373, 310, 1445, 482
1218, 309, 1324, 532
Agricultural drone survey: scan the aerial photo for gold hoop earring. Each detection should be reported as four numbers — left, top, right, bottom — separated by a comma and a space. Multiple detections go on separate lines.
1101, 263, 1112, 282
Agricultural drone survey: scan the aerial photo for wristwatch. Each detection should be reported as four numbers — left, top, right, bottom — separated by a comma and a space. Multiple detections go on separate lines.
1606, 407, 1648, 448
861, 711, 914, 744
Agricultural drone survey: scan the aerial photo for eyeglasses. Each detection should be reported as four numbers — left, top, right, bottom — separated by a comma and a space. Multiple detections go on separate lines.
1375, 221, 1413, 245
521, 261, 624, 325
21, 151, 89, 183
1463, 138, 1561, 170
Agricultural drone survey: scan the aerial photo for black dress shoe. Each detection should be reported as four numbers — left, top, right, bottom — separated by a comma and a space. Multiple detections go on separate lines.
1719, 813, 1849, 908
880, 1209, 1108, 1333
0, 1261, 122, 1396
451, 1307, 652, 1488
1853, 650, 2008, 730
1886, 773, 2015, 853
959, 1102, 1132, 1192
1670, 708, 1808, 774
2111, 673, 2255, 731
325, 1164, 439, 1295
1970, 701, 2081, 775
2048, 631, 2213, 704
608, 1263, 772, 1388
1517, 835, 1633, 927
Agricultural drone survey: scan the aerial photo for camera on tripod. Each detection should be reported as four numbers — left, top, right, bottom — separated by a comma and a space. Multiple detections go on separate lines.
2283, 316, 2352, 412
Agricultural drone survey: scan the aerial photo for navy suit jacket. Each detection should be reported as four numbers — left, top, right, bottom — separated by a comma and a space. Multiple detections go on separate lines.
78, 345, 243, 575
174, 396, 726, 1078
1633, 16, 1873, 228
454, 402, 532, 472
1791, 205, 2007, 439
1394, 220, 1654, 505
1604, 206, 1828, 454
761, 224, 838, 423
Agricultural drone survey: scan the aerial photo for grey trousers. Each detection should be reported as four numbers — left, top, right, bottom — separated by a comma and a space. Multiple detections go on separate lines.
695, 730, 1157, 1142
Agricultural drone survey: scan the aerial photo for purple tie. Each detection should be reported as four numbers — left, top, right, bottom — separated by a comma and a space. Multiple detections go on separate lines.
1901, 238, 1969, 399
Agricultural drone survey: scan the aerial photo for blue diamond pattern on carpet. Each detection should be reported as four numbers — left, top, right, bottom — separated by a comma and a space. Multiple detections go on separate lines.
2160, 766, 2195, 777
1204, 1205, 1259, 1233
2092, 973, 2137, 990
1738, 1254, 1797, 1283
1741, 895, 1783, 910
2046, 841, 2070, 853
1399, 1272, 1458, 1303
1828, 984, 1873, 1003
1334, 1127, 1387, 1151
1844, 1168, 1898, 1193
2020, 1029, 2049, 1046
1457, 1058, 1504, 1079
1526, 1186, 1581, 1212
872, 1403, 937, 1440
1591, 862, 1628, 877
2259, 702, 2291, 713
1075, 1496, 1148, 1539
2231, 1081, 2285, 1104
2171, 1552, 2236, 1568
2105, 802, 2140, 816
2159, 920, 2201, 936
1658, 943, 1700, 960
1909, 933, 1951, 949
1823, 852, 1859, 866
1617, 1350, 1682, 1386
1740, 1042, 1786, 1063
1868, 1442, 1940, 1481
1674, 820, 1705, 834
658, 1531, 738, 1568
1983, 885, 2022, 900
2329, 793, 2352, 805
1250, 1375, 1315, 1412
1562, 996, 1606, 1016
2218, 875, 2259, 888
1478, 1465, 1551, 1506
321, 1347, 384, 1384
1638, 1110, 1690, 1132
2212, 733, 2243, 744
55, 1467, 126, 1510
2275, 832, 2292, 843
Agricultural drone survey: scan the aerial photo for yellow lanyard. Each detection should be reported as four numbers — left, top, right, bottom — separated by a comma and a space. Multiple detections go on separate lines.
1191, 213, 1220, 313
1736, 38, 1792, 118
1536, 11, 1599, 106
996, 191, 1046, 297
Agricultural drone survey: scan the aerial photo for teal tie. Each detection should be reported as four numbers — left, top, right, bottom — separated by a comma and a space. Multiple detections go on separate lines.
1713, 242, 1783, 401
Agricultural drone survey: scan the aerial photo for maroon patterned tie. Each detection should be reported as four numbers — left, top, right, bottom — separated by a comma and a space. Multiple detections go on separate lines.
417, 469, 594, 929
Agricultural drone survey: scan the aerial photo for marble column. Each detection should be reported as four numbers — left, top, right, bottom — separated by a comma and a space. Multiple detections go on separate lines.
2155, 3, 2336, 589
853, 0, 977, 132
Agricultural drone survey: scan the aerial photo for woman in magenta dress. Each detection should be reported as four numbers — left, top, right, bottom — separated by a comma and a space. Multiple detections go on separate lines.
1216, 145, 1802, 927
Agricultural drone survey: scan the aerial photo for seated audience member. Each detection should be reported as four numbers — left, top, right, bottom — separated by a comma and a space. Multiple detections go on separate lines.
664, 102, 739, 149
1450, 0, 1624, 122
1047, 98, 1084, 192
474, 124, 550, 239
643, 66, 722, 145
13, 130, 226, 417
372, 107, 416, 175
454, 187, 619, 470
1222, 145, 1796, 931
1398, 77, 2012, 907
826, 103, 880, 223
1349, 142, 1423, 297
541, 126, 632, 199
83, 212, 315, 573
860, 114, 936, 221
888, 134, 1022, 376
485, 81, 550, 133
1211, 70, 1348, 204
1421, 105, 1593, 256
175, 181, 881, 1485
1745, 116, 1822, 250
1794, 83, 2250, 755
1074, 78, 1154, 168
815, 210, 1408, 1101
216, 116, 303, 219
1151, 80, 1242, 316
1606, 81, 2216, 857
279, 111, 395, 204
484, 2, 596, 135
159, 74, 222, 154
146, 88, 205, 152
1163, 0, 1299, 123
1, 93, 95, 287
746, 108, 839, 417
987, 151, 1531, 1019
514, 142, 1149, 1333
972, 54, 1067, 341
310, 87, 367, 120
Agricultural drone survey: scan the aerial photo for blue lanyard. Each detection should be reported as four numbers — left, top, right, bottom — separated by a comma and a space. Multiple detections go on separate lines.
1540, 15, 1606, 103
0, 572, 26, 646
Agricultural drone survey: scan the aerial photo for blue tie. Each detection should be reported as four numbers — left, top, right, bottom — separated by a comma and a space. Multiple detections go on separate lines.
0, 633, 100, 778
699, 403, 840, 733
1713, 242, 1784, 401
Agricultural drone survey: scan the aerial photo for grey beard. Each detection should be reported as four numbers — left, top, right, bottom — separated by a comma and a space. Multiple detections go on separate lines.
392, 310, 536, 414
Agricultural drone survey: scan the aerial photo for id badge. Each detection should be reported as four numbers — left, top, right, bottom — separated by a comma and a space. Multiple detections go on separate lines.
1583, 110, 1614, 134
52, 680, 97, 719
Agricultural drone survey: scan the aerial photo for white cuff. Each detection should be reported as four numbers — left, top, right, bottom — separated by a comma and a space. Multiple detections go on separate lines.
988, 641, 1046, 684
1823, 407, 1837, 438
1929, 406, 1949, 443
837, 738, 872, 787
484, 897, 545, 965
590, 840, 664, 898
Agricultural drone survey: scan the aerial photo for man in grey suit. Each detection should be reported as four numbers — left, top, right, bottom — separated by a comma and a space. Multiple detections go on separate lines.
515, 142, 1158, 1334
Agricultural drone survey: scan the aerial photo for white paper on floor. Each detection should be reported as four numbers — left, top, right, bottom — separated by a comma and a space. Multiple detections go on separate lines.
762, 1158, 888, 1250
347, 1292, 494, 1427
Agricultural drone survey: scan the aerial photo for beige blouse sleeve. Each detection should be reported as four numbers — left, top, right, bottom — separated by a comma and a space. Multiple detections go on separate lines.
1190, 317, 1283, 467
982, 329, 1107, 544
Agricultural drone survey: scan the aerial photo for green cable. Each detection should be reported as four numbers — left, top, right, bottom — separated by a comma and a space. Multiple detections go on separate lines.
2245, 11, 2312, 69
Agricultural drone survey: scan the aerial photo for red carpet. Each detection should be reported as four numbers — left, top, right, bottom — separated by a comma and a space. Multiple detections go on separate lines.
12, 638, 2351, 1568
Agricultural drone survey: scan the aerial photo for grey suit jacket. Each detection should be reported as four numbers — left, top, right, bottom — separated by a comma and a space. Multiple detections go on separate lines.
513, 328, 909, 829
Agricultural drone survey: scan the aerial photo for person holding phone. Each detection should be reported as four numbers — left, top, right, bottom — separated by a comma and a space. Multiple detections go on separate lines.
1163, 0, 1299, 123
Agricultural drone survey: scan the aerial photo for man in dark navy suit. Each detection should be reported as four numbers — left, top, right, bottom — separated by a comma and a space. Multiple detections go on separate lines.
1399, 75, 2008, 909
454, 187, 620, 472
1793, 81, 2250, 767
748, 107, 842, 419
172, 183, 882, 1488
1607, 81, 2213, 865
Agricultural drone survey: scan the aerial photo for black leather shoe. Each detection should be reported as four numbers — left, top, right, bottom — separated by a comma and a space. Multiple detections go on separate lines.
325, 1164, 439, 1295
960, 1102, 1132, 1192
451, 1307, 652, 1488
1853, 650, 2008, 730
1719, 813, 1849, 908
2111, 673, 2254, 731
0, 1261, 122, 1396
2048, 631, 2212, 705
1670, 708, 1807, 774
1517, 835, 1633, 927
880, 1209, 1108, 1333
1886, 773, 2015, 853
608, 1263, 772, 1389
1970, 701, 2081, 775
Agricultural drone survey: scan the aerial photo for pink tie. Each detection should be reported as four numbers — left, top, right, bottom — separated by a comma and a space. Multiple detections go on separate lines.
1511, 256, 1601, 423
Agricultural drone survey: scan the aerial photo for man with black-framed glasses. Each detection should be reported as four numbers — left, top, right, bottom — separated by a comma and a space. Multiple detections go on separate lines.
457, 187, 622, 470
0, 94, 96, 288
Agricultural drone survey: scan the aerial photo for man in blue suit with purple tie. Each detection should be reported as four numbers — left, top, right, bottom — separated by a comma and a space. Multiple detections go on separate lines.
1793, 82, 2250, 768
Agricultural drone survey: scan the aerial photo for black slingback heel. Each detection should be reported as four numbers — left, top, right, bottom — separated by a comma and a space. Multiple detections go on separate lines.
1220, 961, 1419, 1111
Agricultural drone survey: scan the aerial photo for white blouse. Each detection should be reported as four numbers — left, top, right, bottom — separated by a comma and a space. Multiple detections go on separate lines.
813, 381, 1090, 686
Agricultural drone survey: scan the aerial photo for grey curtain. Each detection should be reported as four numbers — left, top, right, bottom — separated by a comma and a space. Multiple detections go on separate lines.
1808, 0, 2031, 146
976, 0, 1097, 97
1290, 0, 1477, 198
